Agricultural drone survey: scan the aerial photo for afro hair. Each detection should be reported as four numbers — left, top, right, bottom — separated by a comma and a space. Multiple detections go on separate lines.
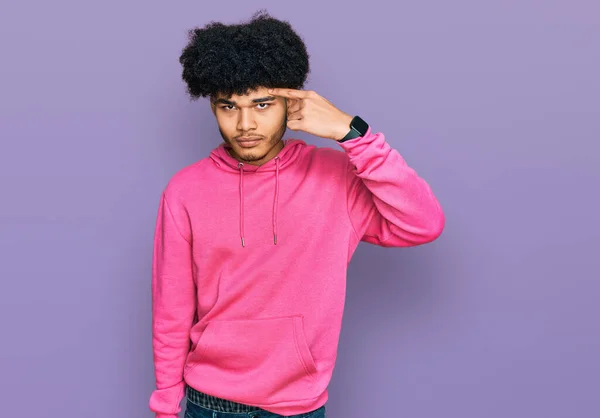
179, 10, 311, 101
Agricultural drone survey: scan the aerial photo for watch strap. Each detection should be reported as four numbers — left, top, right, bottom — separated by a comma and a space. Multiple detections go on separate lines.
338, 116, 369, 142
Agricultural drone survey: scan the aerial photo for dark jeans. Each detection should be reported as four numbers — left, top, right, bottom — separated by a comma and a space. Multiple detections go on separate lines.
184, 386, 326, 418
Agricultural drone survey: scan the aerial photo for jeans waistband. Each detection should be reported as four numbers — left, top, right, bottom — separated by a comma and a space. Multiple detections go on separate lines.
186, 385, 262, 413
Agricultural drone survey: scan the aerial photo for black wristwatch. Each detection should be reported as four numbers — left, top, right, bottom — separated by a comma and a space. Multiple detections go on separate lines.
338, 116, 369, 142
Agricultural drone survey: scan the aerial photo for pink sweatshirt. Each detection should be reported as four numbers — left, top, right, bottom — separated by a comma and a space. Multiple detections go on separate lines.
149, 127, 444, 417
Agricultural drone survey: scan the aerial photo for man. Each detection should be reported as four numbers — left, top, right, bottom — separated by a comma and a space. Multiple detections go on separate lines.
149, 10, 444, 418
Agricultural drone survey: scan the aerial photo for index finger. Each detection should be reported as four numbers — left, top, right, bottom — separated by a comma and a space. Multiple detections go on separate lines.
267, 88, 309, 99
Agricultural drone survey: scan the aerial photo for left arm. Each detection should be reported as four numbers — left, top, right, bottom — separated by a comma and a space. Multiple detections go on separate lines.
267, 87, 445, 246
339, 127, 445, 247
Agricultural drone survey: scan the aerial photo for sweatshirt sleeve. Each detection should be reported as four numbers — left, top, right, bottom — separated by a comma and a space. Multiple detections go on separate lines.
340, 127, 445, 247
148, 191, 196, 418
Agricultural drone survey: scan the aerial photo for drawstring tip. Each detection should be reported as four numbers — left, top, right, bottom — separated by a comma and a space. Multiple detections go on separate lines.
273, 235, 277, 245
241, 237, 245, 247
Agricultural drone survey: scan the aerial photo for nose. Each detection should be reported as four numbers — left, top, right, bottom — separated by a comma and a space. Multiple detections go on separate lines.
237, 108, 257, 132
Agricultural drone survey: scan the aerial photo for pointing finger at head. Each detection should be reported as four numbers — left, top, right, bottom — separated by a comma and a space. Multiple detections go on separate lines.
268, 88, 308, 99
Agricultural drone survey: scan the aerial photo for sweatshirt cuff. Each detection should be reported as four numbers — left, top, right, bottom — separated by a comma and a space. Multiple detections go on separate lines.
336, 126, 389, 173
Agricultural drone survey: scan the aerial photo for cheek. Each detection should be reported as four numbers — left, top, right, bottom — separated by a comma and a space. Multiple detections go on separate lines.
216, 114, 236, 131
264, 108, 286, 127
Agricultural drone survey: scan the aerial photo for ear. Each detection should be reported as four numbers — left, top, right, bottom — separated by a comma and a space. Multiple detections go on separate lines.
210, 99, 217, 115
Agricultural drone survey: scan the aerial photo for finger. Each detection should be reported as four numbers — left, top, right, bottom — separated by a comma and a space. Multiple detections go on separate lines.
286, 118, 304, 131
287, 100, 303, 115
269, 88, 309, 99
287, 109, 303, 121
286, 98, 303, 114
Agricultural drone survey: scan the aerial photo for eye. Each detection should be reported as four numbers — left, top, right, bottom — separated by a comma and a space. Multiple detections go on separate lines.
257, 103, 271, 110
221, 105, 235, 111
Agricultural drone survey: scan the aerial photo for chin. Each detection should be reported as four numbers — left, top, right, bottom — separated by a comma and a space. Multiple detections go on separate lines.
241, 153, 269, 163
238, 142, 271, 156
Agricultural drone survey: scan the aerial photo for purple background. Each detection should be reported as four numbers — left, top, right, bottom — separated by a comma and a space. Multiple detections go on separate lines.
1, 1, 599, 417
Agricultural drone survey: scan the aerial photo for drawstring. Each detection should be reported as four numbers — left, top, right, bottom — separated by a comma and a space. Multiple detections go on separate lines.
238, 162, 245, 247
273, 157, 280, 245
238, 156, 280, 247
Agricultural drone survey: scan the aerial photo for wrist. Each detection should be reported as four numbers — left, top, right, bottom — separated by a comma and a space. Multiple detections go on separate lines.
336, 115, 370, 143
333, 114, 354, 141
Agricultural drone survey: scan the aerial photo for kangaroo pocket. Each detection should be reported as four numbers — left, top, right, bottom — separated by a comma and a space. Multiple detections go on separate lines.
184, 315, 319, 404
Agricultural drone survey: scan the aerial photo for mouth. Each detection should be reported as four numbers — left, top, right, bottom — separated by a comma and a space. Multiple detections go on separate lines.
235, 137, 263, 148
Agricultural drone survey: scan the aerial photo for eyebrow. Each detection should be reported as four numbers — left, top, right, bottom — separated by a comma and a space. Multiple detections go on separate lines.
215, 96, 276, 106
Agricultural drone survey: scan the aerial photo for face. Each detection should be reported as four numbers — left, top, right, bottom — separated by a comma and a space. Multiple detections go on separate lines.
211, 87, 288, 166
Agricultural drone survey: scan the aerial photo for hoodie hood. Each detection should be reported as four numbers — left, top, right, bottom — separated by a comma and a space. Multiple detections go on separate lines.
209, 139, 307, 247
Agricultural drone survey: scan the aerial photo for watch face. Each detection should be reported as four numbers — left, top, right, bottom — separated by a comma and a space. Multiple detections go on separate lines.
352, 116, 369, 136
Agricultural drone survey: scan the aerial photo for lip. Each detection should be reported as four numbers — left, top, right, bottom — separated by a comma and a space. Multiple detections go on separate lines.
236, 137, 263, 148
236, 137, 262, 142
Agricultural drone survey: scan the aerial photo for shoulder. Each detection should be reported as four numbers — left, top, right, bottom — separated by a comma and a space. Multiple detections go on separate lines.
296, 143, 350, 187
304, 143, 349, 169
161, 157, 213, 203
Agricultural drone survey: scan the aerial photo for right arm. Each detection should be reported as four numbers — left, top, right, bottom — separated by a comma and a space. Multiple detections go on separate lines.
148, 192, 196, 418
